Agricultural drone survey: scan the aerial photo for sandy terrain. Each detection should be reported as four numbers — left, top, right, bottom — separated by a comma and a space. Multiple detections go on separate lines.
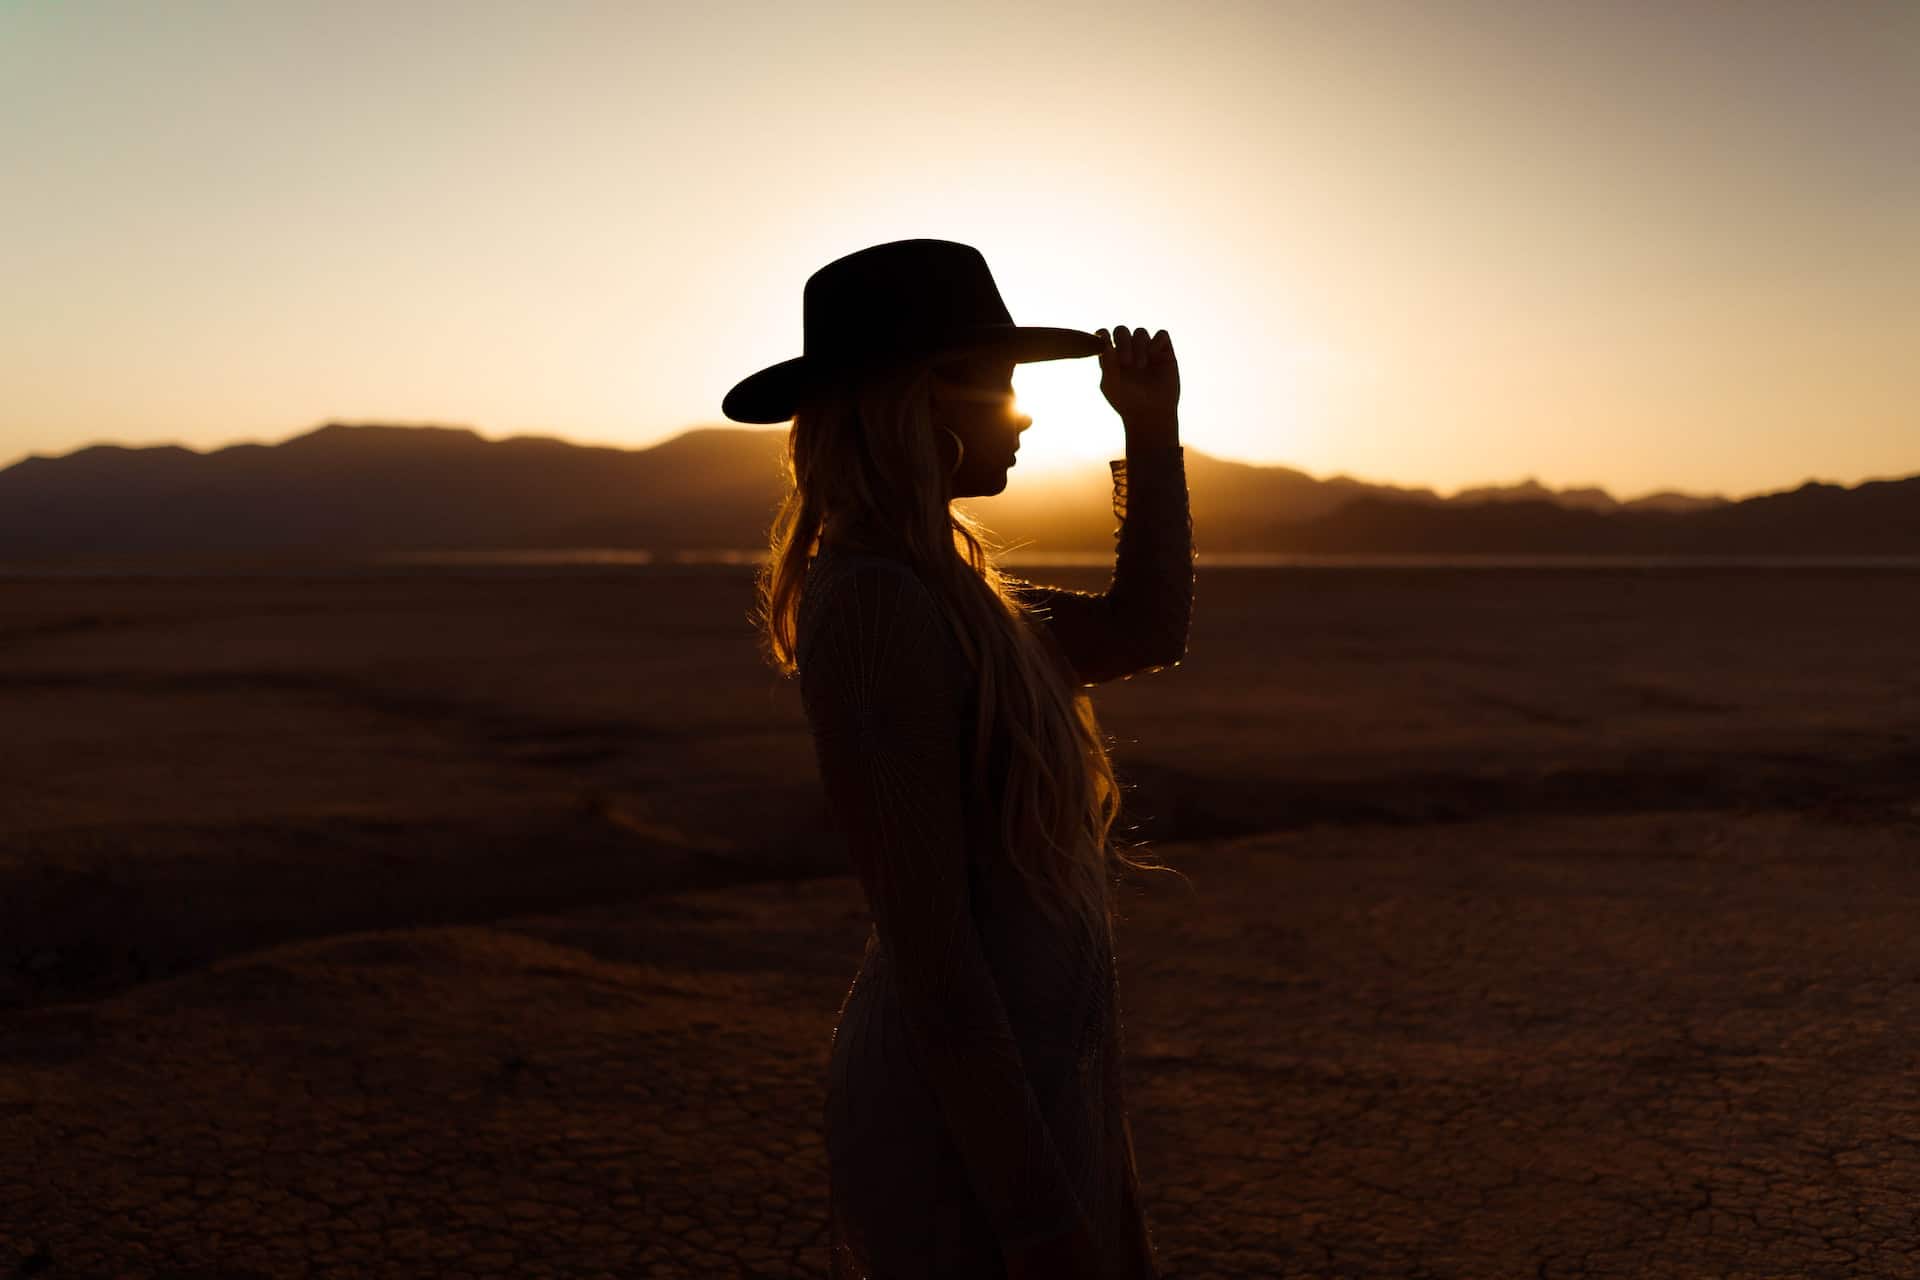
3, 563, 1918, 1277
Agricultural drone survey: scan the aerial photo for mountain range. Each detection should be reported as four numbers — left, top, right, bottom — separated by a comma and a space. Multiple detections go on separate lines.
2, 422, 1917, 560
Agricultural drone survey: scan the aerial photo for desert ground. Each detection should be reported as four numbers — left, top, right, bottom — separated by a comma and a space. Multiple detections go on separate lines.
4, 562, 1919, 1278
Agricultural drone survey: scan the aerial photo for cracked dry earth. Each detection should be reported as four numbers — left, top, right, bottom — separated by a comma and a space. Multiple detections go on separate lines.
7, 807, 1920, 1278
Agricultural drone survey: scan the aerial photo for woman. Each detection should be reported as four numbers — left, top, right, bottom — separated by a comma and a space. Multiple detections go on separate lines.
728, 239, 1194, 1279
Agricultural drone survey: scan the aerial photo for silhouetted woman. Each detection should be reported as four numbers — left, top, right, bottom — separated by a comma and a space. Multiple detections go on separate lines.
726, 239, 1194, 1280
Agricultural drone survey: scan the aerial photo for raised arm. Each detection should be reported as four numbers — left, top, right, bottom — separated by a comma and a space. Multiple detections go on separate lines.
1013, 442, 1194, 686
798, 560, 1090, 1254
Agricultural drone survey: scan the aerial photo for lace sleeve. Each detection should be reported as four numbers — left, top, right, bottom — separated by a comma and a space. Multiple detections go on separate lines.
798, 560, 1090, 1253
1013, 443, 1195, 686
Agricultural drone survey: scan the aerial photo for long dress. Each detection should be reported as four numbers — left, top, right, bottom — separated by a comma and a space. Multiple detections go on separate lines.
795, 444, 1194, 1280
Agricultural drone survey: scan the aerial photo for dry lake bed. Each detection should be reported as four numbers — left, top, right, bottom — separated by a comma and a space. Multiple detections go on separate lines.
4, 562, 1918, 1277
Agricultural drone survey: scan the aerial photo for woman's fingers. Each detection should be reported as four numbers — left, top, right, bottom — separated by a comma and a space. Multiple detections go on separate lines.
1097, 325, 1174, 368
1123, 325, 1164, 368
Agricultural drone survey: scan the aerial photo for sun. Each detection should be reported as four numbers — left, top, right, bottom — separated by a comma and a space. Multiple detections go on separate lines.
1010, 357, 1124, 472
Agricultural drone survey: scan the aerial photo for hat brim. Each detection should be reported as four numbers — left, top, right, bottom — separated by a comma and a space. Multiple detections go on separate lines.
720, 324, 1105, 424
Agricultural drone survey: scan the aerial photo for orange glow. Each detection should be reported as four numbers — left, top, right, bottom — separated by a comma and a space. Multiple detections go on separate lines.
1, 3, 1913, 499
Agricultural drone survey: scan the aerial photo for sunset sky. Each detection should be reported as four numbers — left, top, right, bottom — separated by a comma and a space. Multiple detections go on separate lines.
3, 1, 1914, 499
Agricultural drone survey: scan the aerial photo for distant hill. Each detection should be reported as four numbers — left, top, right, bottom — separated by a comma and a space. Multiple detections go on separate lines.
1446, 478, 1728, 515
1, 422, 1915, 561
0, 423, 791, 558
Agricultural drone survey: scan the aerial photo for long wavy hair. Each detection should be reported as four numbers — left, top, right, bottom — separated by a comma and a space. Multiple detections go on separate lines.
755, 358, 1184, 940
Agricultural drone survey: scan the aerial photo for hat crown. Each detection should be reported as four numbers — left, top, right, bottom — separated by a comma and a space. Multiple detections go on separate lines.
801, 239, 1013, 365
720, 238, 1099, 423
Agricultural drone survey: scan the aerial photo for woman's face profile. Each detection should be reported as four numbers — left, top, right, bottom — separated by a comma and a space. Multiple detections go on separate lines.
930, 357, 1030, 499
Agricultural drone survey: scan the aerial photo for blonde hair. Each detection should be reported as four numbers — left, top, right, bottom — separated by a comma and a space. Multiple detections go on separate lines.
755, 359, 1184, 939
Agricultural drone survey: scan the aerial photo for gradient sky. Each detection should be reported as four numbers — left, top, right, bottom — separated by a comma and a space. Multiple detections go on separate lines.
4, 0, 1914, 498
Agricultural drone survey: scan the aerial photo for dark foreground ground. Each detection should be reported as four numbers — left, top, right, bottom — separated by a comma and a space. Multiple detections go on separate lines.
3, 563, 1918, 1277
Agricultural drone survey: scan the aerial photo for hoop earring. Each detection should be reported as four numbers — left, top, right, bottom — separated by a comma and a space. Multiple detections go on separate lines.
936, 426, 965, 478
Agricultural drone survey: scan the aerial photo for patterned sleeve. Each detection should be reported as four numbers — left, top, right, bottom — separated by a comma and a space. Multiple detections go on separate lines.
1012, 443, 1195, 686
798, 560, 1090, 1253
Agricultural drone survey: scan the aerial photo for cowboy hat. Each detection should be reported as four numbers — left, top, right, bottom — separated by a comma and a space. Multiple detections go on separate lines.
720, 238, 1104, 424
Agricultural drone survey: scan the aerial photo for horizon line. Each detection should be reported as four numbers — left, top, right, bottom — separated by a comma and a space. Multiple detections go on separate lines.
7, 418, 1916, 509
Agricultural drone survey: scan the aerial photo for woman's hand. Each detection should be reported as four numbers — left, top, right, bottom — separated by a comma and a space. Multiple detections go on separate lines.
1096, 325, 1180, 450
